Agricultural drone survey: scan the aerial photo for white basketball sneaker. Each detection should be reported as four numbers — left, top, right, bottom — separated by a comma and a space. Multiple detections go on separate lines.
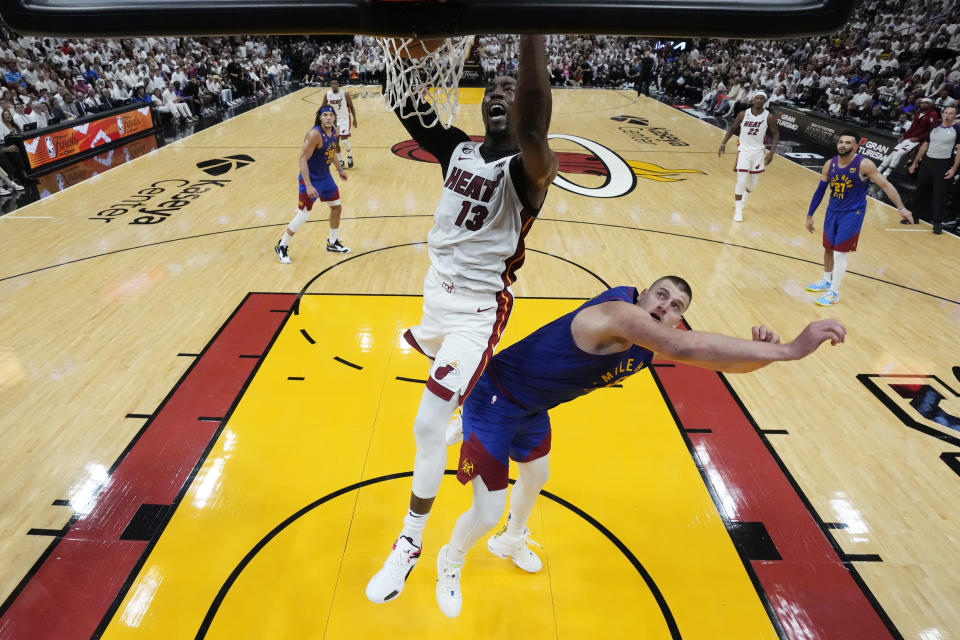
487, 525, 542, 573
435, 544, 463, 618
365, 535, 421, 603
445, 407, 463, 446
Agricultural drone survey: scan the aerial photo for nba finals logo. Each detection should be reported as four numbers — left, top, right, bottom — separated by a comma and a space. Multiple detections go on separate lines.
45, 136, 56, 159
116, 116, 124, 135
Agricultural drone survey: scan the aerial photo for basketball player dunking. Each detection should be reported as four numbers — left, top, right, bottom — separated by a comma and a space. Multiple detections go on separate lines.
322, 78, 357, 168
366, 34, 559, 604
804, 131, 912, 306
718, 91, 780, 222
274, 105, 350, 263
433, 277, 846, 617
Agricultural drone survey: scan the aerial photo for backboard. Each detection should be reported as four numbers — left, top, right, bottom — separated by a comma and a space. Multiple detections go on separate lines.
0, 0, 857, 38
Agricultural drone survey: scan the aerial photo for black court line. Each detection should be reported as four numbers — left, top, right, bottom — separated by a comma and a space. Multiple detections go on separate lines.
287, 376, 305, 381
940, 453, 960, 478
610, 384, 623, 388
270, 309, 290, 313
842, 554, 883, 563
51, 499, 71, 507
299, 329, 316, 344
27, 527, 69, 537
395, 376, 427, 384
333, 356, 362, 370
198, 417, 224, 423
292, 242, 611, 315
761, 429, 790, 435
177, 353, 200, 357
824, 522, 849, 530
2, 214, 954, 306
685, 428, 713, 433
238, 354, 261, 359
125, 413, 153, 420
194, 470, 681, 640
653, 363, 676, 368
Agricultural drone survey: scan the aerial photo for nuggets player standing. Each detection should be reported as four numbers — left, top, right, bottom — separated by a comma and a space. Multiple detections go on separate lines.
433, 277, 846, 617
805, 131, 913, 306
366, 35, 559, 604
274, 105, 350, 263
718, 90, 779, 222
322, 78, 357, 168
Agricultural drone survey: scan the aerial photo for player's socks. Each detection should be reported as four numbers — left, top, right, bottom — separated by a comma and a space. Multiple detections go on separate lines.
328, 227, 339, 244
280, 231, 292, 247
734, 199, 744, 222
831, 252, 847, 293
401, 510, 428, 547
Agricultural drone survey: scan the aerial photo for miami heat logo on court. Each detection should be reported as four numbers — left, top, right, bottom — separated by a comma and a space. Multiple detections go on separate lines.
391, 132, 705, 199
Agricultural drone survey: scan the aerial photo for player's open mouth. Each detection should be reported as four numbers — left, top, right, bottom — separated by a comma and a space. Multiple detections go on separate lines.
488, 103, 507, 119
650, 312, 662, 321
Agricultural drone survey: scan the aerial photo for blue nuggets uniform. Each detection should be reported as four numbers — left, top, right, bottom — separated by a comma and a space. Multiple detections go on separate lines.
458, 286, 654, 490
298, 125, 340, 210
823, 153, 869, 252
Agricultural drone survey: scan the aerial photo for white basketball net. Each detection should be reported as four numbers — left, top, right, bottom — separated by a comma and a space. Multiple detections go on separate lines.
376, 36, 475, 129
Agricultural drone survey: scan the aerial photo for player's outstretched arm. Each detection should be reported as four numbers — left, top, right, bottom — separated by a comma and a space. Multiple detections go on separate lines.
515, 34, 558, 209
861, 158, 913, 223
577, 302, 845, 374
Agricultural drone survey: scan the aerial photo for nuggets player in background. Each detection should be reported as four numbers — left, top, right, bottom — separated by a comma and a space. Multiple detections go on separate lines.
718, 91, 779, 222
434, 277, 846, 617
805, 131, 913, 306
322, 78, 357, 168
274, 104, 350, 263
366, 34, 559, 605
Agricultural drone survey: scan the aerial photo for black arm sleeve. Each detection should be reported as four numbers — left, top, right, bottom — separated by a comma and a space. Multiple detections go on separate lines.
395, 95, 470, 176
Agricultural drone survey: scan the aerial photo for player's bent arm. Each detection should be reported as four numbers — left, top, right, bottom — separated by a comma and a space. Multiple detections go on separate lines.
862, 158, 909, 212
515, 34, 558, 208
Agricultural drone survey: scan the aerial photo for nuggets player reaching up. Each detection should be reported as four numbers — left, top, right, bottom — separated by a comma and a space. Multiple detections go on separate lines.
365, 35, 558, 605
322, 78, 357, 168
805, 131, 912, 306
274, 105, 350, 263
432, 277, 846, 617
718, 91, 780, 222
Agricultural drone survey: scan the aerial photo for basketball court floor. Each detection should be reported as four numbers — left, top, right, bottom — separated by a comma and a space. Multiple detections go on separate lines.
0, 86, 957, 640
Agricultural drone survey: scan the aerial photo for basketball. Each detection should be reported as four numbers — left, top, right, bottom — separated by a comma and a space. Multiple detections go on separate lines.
396, 38, 448, 59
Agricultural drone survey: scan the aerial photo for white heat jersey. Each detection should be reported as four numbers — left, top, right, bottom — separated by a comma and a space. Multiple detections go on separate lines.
428, 141, 536, 294
325, 89, 349, 119
738, 108, 769, 151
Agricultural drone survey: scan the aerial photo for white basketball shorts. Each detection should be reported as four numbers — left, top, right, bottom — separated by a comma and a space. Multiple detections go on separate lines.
403, 265, 514, 403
